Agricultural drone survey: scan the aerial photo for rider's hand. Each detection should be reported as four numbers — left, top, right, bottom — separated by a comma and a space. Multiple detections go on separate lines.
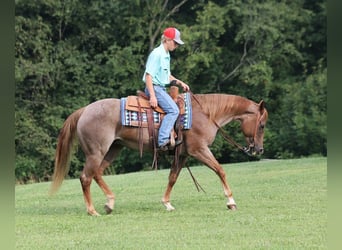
177, 80, 190, 92
149, 95, 158, 108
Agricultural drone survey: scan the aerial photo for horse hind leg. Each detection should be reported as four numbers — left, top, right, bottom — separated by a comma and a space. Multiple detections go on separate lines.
80, 143, 122, 216
93, 143, 123, 214
93, 162, 115, 215
80, 155, 102, 216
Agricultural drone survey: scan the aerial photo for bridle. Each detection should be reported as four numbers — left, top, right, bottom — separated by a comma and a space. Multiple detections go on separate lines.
242, 109, 267, 156
190, 92, 264, 157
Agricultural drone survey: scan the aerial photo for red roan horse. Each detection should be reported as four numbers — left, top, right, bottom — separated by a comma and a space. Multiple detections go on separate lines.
50, 93, 268, 216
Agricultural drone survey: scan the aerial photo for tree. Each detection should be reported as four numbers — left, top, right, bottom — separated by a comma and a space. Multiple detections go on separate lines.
15, 0, 327, 183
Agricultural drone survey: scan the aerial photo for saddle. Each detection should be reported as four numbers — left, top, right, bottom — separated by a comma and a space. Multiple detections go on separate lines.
125, 93, 165, 115
124, 89, 185, 168
125, 90, 185, 123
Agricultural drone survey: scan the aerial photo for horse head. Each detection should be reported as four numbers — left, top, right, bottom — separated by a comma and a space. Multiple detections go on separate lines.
240, 100, 268, 156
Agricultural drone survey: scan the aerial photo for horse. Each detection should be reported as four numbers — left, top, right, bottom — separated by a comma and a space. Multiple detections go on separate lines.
50, 93, 268, 216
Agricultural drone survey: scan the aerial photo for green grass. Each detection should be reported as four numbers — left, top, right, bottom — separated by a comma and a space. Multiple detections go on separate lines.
15, 157, 327, 249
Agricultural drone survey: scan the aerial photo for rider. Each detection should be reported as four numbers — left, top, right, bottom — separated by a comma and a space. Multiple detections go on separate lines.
142, 27, 190, 151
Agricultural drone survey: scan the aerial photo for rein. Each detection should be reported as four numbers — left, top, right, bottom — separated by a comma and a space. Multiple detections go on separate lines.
189, 91, 253, 156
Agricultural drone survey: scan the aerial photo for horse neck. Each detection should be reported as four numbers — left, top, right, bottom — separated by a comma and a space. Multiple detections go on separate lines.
194, 94, 255, 126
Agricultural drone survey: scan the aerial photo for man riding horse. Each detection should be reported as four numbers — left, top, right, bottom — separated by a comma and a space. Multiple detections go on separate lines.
142, 27, 190, 151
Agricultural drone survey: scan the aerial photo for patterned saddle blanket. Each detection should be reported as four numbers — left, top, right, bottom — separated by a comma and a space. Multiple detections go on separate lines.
120, 92, 192, 129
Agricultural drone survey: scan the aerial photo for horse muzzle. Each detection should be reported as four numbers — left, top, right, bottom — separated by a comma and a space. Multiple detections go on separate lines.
244, 145, 264, 156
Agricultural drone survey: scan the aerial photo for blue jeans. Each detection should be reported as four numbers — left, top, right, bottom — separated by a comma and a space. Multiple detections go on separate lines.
145, 85, 179, 146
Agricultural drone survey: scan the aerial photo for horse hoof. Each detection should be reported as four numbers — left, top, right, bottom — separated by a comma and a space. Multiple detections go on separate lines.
227, 204, 237, 210
104, 204, 113, 214
88, 210, 101, 216
166, 206, 175, 212
162, 201, 175, 211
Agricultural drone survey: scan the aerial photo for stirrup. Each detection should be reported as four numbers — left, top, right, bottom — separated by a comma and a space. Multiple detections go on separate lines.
157, 139, 182, 152
175, 139, 183, 146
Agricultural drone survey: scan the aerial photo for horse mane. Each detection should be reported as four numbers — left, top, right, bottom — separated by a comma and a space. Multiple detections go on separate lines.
193, 94, 256, 120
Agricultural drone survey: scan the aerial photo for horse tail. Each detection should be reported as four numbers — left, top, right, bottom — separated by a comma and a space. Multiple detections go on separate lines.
49, 107, 85, 195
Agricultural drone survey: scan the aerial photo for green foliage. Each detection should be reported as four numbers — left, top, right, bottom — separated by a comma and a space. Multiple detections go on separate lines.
269, 65, 327, 159
291, 69, 327, 156
15, 0, 326, 183
15, 108, 55, 182
179, 1, 231, 93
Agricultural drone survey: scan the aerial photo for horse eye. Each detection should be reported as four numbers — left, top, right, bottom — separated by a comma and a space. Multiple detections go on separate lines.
260, 124, 265, 130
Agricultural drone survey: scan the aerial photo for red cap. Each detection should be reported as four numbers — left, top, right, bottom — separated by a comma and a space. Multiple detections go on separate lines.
163, 27, 184, 45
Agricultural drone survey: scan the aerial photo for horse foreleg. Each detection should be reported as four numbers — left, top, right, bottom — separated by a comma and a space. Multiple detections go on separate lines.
162, 156, 187, 211
162, 166, 181, 211
191, 148, 237, 210
216, 167, 237, 210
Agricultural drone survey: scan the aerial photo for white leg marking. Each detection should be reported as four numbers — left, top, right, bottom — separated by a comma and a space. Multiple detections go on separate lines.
162, 201, 175, 211
227, 197, 236, 206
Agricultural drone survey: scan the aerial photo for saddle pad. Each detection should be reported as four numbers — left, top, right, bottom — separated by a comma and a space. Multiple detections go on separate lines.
120, 92, 192, 129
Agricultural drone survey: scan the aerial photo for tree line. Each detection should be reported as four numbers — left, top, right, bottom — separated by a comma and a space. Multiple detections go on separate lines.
15, 0, 326, 183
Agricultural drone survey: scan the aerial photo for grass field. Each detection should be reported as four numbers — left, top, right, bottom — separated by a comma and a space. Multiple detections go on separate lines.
15, 157, 327, 249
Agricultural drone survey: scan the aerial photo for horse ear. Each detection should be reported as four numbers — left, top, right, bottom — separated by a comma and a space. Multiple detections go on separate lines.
258, 100, 265, 112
